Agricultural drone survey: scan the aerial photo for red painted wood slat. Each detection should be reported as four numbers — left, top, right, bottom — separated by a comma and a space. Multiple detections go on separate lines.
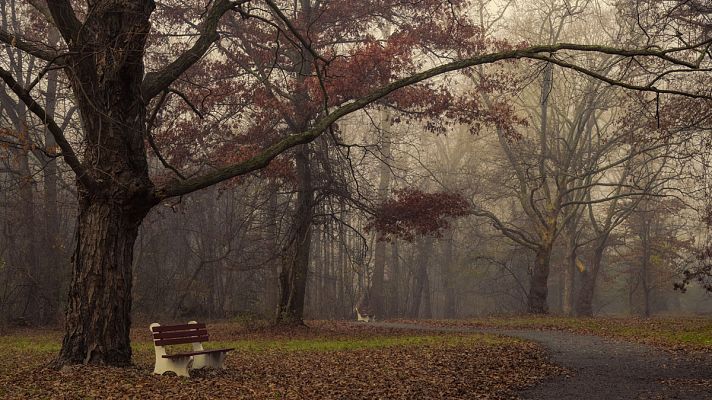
155, 335, 209, 346
151, 323, 206, 333
152, 329, 208, 340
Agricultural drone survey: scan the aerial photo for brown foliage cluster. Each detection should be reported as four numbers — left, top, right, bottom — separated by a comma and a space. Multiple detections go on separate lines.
146, 0, 524, 183
368, 189, 470, 241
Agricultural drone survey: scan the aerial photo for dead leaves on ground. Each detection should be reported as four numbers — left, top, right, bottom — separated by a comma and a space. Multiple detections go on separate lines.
0, 322, 562, 399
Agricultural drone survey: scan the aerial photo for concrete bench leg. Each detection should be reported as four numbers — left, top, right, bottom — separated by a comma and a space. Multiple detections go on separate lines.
192, 351, 227, 370
187, 321, 227, 369
154, 355, 193, 377
151, 322, 193, 377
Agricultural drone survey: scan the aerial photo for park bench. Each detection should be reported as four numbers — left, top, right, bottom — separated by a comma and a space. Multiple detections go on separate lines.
150, 321, 234, 377
355, 306, 375, 322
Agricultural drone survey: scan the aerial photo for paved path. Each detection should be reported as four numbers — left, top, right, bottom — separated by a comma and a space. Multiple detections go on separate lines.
372, 322, 712, 399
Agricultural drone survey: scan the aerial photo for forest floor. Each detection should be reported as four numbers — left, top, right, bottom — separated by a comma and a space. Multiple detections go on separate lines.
379, 317, 712, 399
0, 320, 560, 399
2, 317, 710, 399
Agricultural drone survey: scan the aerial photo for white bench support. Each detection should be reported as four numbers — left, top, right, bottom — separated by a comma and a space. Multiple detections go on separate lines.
188, 320, 228, 370
150, 322, 194, 377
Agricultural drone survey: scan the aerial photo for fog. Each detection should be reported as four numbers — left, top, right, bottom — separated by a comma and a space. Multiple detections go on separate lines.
1, 0, 711, 330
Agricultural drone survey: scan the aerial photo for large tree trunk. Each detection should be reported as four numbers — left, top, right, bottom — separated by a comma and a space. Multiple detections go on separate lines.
370, 239, 387, 317
56, 0, 156, 366
636, 202, 652, 317
575, 241, 606, 316
387, 240, 401, 318
58, 199, 146, 365
640, 230, 652, 318
13, 121, 39, 325
408, 237, 433, 318
442, 230, 456, 318
336, 200, 347, 318
40, 65, 63, 325
562, 234, 576, 315
310, 225, 322, 317
368, 110, 392, 317
56, 124, 153, 366
526, 61, 555, 315
422, 268, 432, 319
264, 183, 280, 316
276, 148, 313, 325
528, 241, 553, 314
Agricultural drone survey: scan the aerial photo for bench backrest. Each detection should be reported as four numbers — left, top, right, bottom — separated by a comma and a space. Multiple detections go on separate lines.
151, 322, 209, 346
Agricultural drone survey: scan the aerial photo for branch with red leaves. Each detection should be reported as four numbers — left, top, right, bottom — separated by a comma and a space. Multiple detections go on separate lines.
154, 40, 712, 200
366, 189, 470, 241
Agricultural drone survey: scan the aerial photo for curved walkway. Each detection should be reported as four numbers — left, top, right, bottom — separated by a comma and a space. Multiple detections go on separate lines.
372, 322, 712, 399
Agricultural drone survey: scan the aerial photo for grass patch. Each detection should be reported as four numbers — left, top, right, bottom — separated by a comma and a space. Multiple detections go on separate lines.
126, 333, 514, 355
1, 328, 514, 358
0, 335, 61, 354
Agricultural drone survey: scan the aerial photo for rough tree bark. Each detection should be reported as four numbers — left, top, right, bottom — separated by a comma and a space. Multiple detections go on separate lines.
58, 200, 148, 365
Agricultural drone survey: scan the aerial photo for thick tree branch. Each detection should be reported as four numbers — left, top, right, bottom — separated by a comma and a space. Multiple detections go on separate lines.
471, 208, 540, 250
45, 0, 81, 44
156, 43, 710, 199
147, 131, 187, 181
142, 0, 245, 99
530, 54, 711, 98
0, 66, 96, 190
0, 29, 63, 62
146, 91, 188, 180
155, 47, 531, 199
561, 190, 669, 207
155, 42, 712, 200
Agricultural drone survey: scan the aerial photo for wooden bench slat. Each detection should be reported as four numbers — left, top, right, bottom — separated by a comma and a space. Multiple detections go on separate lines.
155, 335, 209, 346
162, 348, 234, 359
151, 323, 206, 333
153, 329, 209, 340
